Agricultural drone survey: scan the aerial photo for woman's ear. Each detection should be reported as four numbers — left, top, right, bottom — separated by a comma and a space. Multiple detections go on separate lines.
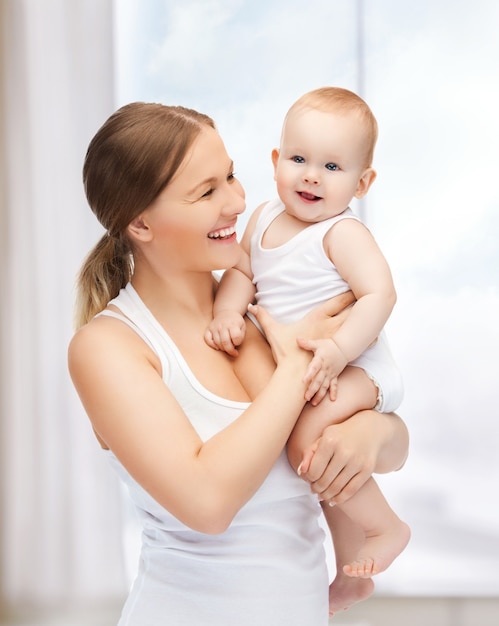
354, 167, 377, 199
127, 215, 153, 242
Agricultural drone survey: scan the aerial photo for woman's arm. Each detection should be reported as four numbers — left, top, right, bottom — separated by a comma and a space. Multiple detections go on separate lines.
298, 410, 409, 505
68, 305, 310, 535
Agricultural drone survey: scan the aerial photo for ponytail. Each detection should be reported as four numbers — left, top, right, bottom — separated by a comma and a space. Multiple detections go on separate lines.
73, 233, 133, 329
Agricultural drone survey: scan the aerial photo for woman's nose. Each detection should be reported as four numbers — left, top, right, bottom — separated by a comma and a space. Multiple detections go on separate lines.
223, 181, 246, 215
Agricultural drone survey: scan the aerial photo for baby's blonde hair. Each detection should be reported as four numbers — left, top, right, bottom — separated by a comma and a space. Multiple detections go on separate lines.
285, 86, 378, 166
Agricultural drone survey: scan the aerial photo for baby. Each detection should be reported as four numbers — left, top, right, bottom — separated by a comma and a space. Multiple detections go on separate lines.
205, 87, 410, 614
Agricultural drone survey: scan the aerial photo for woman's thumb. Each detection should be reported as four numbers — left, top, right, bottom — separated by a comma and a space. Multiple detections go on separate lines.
296, 335, 315, 352
248, 303, 270, 328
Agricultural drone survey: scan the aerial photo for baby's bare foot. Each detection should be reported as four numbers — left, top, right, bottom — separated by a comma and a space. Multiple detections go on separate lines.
328, 574, 374, 616
343, 519, 411, 578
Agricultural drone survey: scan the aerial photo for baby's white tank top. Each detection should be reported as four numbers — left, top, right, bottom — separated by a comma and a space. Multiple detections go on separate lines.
250, 198, 359, 323
250, 199, 404, 413
98, 283, 329, 626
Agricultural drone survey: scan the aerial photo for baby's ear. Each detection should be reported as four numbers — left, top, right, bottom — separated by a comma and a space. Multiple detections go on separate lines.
271, 148, 280, 180
354, 167, 377, 199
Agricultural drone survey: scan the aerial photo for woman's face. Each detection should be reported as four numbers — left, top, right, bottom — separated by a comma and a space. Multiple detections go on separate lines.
139, 126, 246, 274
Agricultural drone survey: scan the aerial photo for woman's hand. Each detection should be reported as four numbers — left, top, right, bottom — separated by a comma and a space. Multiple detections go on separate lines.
249, 304, 310, 373
298, 410, 409, 505
296, 291, 355, 342
276, 291, 355, 403
251, 291, 355, 370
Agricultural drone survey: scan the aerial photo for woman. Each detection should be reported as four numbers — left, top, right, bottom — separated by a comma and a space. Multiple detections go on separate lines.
68, 102, 409, 625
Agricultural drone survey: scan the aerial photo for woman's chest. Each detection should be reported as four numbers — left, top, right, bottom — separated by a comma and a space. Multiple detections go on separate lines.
169, 321, 275, 402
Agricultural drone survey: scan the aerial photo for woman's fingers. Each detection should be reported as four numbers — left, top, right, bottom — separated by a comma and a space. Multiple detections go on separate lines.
315, 466, 368, 505
297, 443, 317, 476
250, 304, 301, 365
311, 290, 355, 320
301, 431, 372, 504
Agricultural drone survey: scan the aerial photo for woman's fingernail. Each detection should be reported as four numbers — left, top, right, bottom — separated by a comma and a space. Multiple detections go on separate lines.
297, 462, 303, 476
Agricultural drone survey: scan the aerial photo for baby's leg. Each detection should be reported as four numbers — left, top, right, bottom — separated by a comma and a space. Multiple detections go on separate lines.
287, 365, 377, 472
337, 476, 411, 578
287, 367, 409, 612
287, 367, 378, 614
322, 505, 374, 615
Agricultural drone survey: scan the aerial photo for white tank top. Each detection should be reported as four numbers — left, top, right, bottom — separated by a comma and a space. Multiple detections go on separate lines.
250, 199, 404, 413
250, 198, 360, 323
99, 283, 329, 626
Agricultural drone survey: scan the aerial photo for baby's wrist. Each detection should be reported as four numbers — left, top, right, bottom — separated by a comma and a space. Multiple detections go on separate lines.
213, 308, 241, 319
329, 337, 349, 369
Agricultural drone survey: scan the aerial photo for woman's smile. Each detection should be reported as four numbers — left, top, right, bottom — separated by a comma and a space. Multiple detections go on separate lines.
207, 224, 238, 240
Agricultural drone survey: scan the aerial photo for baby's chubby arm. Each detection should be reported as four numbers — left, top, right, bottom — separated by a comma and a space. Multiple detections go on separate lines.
204, 261, 255, 356
325, 218, 397, 360
204, 203, 265, 356
299, 218, 396, 404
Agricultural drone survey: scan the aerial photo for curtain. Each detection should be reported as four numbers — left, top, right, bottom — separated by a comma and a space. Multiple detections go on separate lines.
0, 0, 128, 612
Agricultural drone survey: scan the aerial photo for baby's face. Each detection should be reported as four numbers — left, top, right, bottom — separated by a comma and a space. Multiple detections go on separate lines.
273, 107, 373, 223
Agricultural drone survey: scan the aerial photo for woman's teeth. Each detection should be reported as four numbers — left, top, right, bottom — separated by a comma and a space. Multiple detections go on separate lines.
208, 226, 236, 239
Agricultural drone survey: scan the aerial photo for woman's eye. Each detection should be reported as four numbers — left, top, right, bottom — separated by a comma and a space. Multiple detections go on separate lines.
292, 156, 305, 163
325, 162, 339, 171
200, 172, 236, 199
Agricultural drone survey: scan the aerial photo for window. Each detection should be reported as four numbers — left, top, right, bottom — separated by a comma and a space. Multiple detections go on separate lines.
114, 0, 499, 595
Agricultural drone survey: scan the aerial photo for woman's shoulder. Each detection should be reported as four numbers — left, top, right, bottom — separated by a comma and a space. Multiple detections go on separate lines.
68, 311, 160, 381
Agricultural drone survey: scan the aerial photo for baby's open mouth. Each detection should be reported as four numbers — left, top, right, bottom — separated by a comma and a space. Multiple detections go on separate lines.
298, 191, 321, 201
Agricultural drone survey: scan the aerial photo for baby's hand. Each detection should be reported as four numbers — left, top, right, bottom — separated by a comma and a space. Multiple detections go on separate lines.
296, 337, 348, 405
204, 310, 246, 357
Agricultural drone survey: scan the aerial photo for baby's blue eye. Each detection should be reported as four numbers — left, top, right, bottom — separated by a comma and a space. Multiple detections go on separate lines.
292, 156, 305, 163
325, 162, 339, 171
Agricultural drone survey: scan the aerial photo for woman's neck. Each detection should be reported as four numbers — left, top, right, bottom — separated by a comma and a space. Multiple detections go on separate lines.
130, 265, 217, 324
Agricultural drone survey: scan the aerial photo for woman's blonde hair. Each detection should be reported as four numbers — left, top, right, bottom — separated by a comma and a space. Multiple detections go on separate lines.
286, 86, 378, 166
74, 102, 215, 329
